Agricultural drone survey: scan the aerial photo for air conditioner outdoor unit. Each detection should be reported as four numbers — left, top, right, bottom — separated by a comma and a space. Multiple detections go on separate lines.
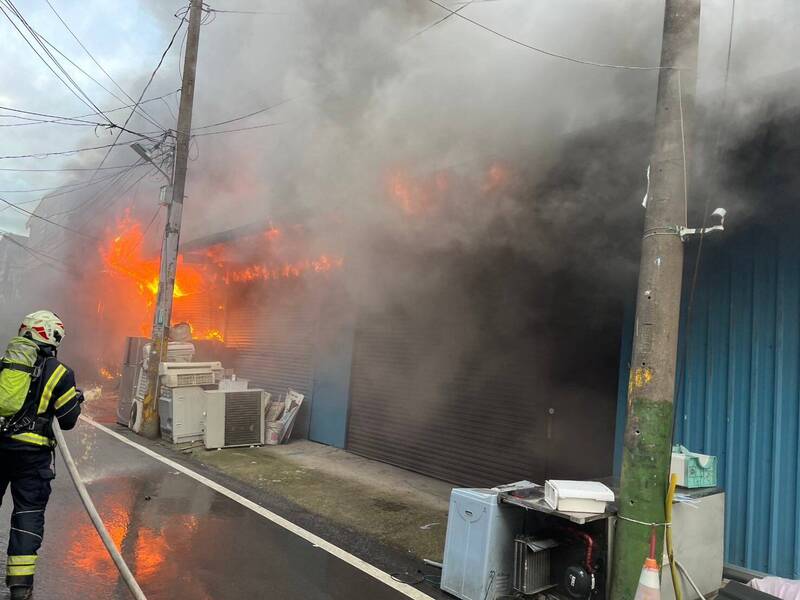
203, 389, 267, 449
159, 361, 222, 388
159, 386, 207, 444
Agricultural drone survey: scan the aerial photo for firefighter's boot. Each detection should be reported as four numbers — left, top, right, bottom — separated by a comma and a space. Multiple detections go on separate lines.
9, 584, 33, 600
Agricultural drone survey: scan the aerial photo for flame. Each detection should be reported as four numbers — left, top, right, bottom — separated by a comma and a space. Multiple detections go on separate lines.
189, 324, 225, 342
483, 162, 510, 192
99, 367, 117, 381
225, 255, 343, 284
96, 216, 343, 344
100, 214, 205, 302
388, 170, 431, 215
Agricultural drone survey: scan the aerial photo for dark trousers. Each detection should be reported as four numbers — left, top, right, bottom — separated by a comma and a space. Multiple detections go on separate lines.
0, 450, 54, 587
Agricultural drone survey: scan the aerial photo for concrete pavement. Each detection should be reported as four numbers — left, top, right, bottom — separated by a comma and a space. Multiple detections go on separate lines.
0, 418, 445, 599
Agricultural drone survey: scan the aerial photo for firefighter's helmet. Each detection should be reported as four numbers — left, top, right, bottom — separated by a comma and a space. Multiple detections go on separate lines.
19, 310, 65, 347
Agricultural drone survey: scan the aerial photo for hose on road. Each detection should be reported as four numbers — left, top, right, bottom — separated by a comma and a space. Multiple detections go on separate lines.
52, 419, 149, 600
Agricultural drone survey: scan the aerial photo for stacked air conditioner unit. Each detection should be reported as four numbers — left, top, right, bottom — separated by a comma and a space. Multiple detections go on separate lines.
203, 389, 268, 449
129, 342, 197, 432
158, 362, 222, 444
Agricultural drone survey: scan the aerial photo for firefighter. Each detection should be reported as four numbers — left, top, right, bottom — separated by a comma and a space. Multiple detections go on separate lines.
0, 311, 83, 600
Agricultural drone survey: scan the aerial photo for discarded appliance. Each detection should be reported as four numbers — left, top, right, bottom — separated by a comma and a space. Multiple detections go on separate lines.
116, 336, 148, 426
159, 386, 206, 444
203, 389, 269, 449
158, 361, 223, 387
441, 488, 523, 600
544, 480, 615, 514
157, 361, 221, 444
124, 340, 198, 430
661, 489, 725, 600
441, 481, 723, 600
670, 445, 718, 489
500, 483, 613, 600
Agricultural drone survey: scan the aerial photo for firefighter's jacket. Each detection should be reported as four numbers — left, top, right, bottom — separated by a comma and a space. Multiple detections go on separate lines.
0, 356, 81, 451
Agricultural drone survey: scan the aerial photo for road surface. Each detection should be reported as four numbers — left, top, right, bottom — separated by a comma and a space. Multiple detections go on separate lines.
0, 418, 436, 600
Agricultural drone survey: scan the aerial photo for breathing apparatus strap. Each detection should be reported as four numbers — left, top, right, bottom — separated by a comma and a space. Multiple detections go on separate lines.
0, 357, 52, 439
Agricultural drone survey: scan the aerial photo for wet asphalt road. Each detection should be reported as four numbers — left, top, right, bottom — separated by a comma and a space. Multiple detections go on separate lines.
0, 420, 431, 600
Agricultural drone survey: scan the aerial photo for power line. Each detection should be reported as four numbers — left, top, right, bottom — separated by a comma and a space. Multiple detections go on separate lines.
84, 10, 188, 186
0, 166, 144, 193
0, 0, 116, 125
0, 91, 180, 129
205, 8, 287, 15
0, 162, 144, 173
0, 136, 152, 161
0, 233, 72, 272
0, 194, 99, 240
420, 0, 673, 71
192, 121, 283, 137
43, 0, 166, 132
0, 105, 106, 127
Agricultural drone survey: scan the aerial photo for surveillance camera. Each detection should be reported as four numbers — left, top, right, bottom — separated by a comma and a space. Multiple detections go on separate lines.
712, 208, 727, 220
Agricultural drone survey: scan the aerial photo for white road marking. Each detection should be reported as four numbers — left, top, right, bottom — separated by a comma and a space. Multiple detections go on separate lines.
79, 416, 436, 600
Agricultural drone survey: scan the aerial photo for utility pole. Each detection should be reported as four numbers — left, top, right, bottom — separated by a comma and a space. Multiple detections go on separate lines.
610, 2, 701, 598
139, 0, 203, 439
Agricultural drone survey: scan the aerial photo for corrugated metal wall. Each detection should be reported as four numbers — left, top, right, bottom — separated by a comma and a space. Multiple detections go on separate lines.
618, 223, 800, 577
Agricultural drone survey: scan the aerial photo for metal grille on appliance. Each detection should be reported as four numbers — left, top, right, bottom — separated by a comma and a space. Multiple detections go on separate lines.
175, 372, 215, 387
224, 391, 263, 447
513, 537, 558, 595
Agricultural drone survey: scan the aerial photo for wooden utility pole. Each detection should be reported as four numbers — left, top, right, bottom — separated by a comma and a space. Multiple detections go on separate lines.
610, 1, 701, 598
140, 0, 203, 439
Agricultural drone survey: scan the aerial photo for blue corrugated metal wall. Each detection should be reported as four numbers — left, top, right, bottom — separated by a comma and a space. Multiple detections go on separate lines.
617, 223, 800, 577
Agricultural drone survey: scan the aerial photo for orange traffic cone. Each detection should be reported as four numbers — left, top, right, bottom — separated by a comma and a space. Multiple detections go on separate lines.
633, 528, 661, 600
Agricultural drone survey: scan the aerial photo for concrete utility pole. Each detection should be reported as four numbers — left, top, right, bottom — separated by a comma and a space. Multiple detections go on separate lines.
610, 1, 701, 598
140, 0, 203, 439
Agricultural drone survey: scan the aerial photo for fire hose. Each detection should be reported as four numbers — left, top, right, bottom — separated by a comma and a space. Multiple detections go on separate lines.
52, 419, 148, 600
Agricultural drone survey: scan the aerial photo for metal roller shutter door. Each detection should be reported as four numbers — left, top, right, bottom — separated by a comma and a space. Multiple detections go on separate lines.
225, 282, 319, 438
346, 313, 556, 488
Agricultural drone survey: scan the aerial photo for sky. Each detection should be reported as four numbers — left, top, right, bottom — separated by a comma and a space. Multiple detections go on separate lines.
0, 0, 798, 239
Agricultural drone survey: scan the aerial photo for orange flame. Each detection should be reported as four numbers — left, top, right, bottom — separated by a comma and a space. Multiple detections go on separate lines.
99, 367, 117, 381
225, 255, 343, 284
100, 214, 206, 302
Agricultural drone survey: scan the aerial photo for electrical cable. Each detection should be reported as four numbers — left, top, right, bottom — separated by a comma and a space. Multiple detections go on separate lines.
0, 91, 180, 129
205, 8, 287, 15
0, 194, 100, 240
665, 474, 683, 600
0, 233, 72, 271
33, 34, 165, 135
52, 420, 148, 600
0, 165, 142, 194
82, 8, 187, 186
0, 0, 118, 127
675, 0, 737, 420
0, 162, 145, 173
0, 137, 152, 161
191, 121, 283, 137
44, 0, 166, 131
46, 158, 156, 218
407, 0, 474, 41
675, 560, 705, 600
34, 164, 152, 255
419, 0, 675, 71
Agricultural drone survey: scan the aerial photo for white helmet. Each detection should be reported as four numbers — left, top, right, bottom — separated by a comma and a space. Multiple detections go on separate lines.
19, 310, 65, 347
